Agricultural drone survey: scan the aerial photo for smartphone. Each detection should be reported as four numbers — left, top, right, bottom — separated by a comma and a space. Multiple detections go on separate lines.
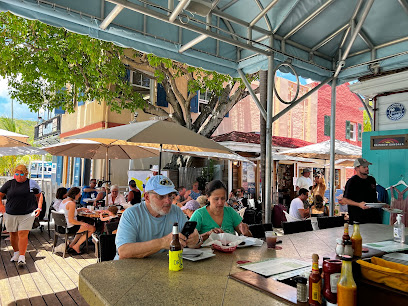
181, 221, 197, 238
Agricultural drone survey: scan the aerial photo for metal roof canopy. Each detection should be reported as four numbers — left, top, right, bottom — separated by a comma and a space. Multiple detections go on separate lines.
1, 0, 408, 83
3, 0, 407, 220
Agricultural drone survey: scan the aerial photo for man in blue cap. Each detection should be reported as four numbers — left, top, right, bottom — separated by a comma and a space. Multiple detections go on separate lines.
115, 175, 201, 259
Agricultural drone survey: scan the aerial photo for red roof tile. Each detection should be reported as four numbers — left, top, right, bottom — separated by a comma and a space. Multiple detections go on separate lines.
212, 131, 312, 148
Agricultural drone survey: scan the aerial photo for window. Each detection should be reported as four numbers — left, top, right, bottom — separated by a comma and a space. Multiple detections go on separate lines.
130, 71, 150, 89
198, 90, 210, 114
346, 121, 357, 141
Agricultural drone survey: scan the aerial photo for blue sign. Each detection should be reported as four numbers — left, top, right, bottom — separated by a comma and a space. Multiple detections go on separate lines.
386, 103, 405, 121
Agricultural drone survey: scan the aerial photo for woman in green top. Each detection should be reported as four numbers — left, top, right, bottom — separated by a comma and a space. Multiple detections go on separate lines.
190, 180, 252, 241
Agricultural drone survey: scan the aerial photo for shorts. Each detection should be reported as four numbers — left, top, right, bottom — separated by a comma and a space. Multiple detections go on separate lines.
56, 224, 81, 234
4, 212, 36, 232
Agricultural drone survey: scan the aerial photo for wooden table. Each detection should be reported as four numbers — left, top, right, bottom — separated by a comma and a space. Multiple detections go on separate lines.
78, 224, 396, 305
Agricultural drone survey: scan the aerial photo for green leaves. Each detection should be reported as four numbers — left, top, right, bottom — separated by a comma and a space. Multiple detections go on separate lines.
0, 12, 140, 114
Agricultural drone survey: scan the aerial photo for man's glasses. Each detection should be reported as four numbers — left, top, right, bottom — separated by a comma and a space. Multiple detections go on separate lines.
149, 192, 177, 201
14, 173, 25, 176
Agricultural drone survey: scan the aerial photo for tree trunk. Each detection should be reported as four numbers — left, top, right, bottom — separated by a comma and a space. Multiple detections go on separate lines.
259, 70, 267, 215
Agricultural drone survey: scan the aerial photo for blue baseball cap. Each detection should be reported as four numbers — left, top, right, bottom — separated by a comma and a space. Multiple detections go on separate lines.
145, 175, 177, 195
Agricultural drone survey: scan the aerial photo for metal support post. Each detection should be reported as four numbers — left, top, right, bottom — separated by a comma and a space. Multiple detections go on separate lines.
238, 69, 267, 120
264, 47, 274, 223
329, 77, 337, 216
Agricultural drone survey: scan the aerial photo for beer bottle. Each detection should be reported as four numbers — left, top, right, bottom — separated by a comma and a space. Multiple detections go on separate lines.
169, 222, 183, 271
309, 253, 322, 306
342, 223, 350, 244
337, 255, 357, 306
351, 222, 362, 257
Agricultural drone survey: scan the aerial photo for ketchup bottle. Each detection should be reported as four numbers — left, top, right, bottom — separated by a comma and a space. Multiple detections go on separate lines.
323, 259, 342, 304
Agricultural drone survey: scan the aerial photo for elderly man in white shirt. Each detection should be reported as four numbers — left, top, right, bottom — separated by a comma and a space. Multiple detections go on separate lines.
296, 168, 313, 192
107, 185, 127, 206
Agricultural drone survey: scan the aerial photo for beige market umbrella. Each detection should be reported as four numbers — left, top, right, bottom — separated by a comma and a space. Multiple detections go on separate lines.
280, 140, 362, 160
68, 120, 233, 173
0, 129, 29, 147
42, 139, 160, 206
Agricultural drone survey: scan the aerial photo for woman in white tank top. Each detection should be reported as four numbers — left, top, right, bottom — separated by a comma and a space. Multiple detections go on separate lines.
58, 187, 95, 254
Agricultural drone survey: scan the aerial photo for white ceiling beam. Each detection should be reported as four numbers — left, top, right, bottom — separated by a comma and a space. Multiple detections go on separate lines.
100, 4, 124, 30
249, 0, 279, 27
284, 0, 334, 40
179, 34, 208, 53
169, 0, 190, 23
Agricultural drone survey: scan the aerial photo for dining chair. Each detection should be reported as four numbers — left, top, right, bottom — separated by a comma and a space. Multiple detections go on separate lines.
317, 215, 345, 230
51, 211, 89, 258
282, 219, 313, 235
283, 210, 301, 222
105, 221, 119, 235
237, 207, 247, 218
248, 224, 265, 238
47, 203, 56, 238
99, 234, 117, 262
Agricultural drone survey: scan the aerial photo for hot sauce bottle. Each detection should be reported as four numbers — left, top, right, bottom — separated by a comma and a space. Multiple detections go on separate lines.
309, 253, 322, 306
351, 222, 362, 257
342, 223, 350, 243
337, 255, 357, 306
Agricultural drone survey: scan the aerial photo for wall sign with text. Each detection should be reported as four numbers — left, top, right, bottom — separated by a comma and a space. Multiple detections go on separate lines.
386, 103, 405, 121
370, 134, 408, 150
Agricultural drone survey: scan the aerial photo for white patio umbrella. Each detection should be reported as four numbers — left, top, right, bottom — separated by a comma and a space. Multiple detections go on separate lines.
68, 120, 233, 174
0, 129, 29, 147
280, 140, 362, 160
0, 146, 47, 157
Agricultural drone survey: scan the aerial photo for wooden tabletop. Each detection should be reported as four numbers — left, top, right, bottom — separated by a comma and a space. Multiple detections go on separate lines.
79, 224, 396, 306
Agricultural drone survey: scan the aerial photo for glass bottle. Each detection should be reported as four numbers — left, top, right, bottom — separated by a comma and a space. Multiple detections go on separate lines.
342, 223, 350, 244
323, 259, 342, 305
351, 222, 362, 257
169, 222, 183, 271
309, 253, 322, 306
337, 255, 357, 306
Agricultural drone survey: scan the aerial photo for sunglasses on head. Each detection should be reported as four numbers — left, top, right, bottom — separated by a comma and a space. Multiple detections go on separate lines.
14, 173, 25, 176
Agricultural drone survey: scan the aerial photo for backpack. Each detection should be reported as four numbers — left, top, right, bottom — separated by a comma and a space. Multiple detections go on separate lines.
272, 204, 287, 228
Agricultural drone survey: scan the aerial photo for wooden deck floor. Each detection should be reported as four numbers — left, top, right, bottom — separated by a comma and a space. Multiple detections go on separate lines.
0, 226, 97, 306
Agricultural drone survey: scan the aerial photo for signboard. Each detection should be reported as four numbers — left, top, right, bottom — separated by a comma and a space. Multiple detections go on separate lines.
386, 103, 405, 121
128, 170, 169, 197
370, 134, 408, 150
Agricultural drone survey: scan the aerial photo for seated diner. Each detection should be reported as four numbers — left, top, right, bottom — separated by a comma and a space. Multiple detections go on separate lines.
189, 179, 252, 241
58, 187, 95, 254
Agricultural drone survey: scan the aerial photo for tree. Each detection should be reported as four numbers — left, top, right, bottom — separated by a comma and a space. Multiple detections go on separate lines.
0, 12, 257, 140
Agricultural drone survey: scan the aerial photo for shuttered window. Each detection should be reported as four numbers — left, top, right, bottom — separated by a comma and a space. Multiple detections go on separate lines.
324, 115, 330, 136
358, 123, 362, 141
156, 83, 168, 107
345, 120, 351, 139
190, 91, 199, 113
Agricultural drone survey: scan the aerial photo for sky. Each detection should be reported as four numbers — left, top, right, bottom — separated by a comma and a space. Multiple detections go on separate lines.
0, 77, 38, 121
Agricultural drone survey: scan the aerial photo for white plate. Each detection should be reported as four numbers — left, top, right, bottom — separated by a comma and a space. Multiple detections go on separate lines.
364, 203, 387, 208
383, 207, 403, 214
237, 238, 263, 248
182, 250, 216, 261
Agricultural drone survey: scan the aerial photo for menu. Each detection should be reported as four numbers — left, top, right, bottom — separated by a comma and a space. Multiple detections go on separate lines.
240, 258, 310, 277
363, 240, 408, 253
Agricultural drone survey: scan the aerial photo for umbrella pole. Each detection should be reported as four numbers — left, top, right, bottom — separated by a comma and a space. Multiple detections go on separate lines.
158, 144, 162, 175
105, 147, 109, 207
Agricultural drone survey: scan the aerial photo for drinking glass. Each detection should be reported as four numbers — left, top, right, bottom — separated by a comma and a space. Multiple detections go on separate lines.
265, 231, 277, 248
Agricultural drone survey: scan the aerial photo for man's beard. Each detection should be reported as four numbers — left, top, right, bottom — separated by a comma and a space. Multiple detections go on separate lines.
150, 201, 169, 216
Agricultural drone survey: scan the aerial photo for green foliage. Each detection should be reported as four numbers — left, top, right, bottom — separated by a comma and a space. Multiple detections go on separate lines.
0, 12, 145, 114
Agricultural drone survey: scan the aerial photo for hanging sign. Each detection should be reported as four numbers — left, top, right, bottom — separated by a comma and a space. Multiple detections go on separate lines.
370, 134, 408, 150
386, 103, 405, 121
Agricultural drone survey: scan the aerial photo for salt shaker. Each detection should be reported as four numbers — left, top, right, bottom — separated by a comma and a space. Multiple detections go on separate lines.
295, 277, 308, 303
335, 238, 344, 256
343, 239, 353, 257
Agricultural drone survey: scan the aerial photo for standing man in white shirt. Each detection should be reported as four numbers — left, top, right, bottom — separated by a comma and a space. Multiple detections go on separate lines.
289, 188, 310, 220
296, 168, 313, 192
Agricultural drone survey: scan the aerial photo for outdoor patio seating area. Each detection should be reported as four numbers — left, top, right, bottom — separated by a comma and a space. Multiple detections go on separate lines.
0, 227, 96, 305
